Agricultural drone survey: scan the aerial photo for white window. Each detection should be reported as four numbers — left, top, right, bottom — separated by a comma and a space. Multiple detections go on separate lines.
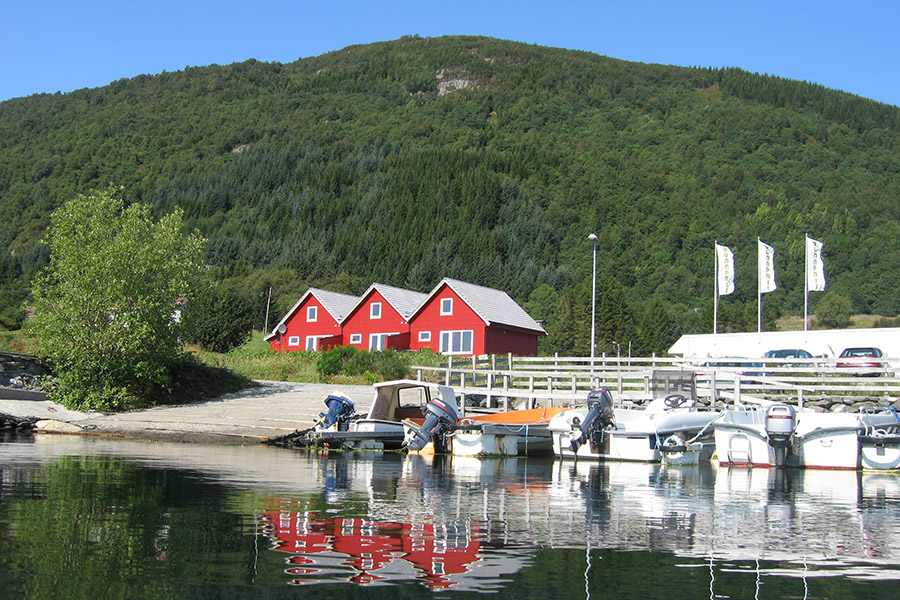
306, 336, 326, 351
440, 330, 473, 355
370, 333, 391, 351
307, 306, 317, 322
440, 298, 453, 315
370, 302, 382, 319
418, 331, 431, 342
349, 333, 362, 344
288, 336, 300, 347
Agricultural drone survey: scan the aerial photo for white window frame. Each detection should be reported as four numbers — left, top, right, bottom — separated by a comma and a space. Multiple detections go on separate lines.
370, 302, 382, 319
418, 331, 432, 342
305, 336, 327, 351
370, 333, 393, 351
349, 333, 362, 345
440, 330, 473, 355
287, 336, 300, 347
440, 298, 453, 316
307, 306, 317, 322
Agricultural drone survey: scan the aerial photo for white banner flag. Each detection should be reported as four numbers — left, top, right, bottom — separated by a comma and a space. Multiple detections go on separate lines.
715, 243, 735, 296
806, 236, 826, 292
758, 239, 777, 293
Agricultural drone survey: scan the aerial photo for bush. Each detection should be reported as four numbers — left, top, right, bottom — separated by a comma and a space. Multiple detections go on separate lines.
181, 282, 256, 353
316, 346, 411, 381
815, 292, 853, 329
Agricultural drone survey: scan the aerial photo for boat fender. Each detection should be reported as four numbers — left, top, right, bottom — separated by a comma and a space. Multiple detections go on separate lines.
659, 435, 687, 453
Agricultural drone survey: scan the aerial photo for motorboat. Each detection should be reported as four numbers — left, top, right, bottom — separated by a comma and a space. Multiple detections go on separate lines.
402, 392, 568, 457
713, 404, 900, 470
547, 388, 721, 464
274, 379, 450, 450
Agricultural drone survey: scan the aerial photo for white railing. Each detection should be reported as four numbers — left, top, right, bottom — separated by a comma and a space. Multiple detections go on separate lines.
411, 354, 900, 412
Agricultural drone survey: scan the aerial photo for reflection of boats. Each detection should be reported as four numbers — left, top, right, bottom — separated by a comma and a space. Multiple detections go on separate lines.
713, 404, 900, 470
548, 388, 720, 464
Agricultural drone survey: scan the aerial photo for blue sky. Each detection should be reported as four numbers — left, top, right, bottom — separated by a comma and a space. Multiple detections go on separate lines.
3, 1, 898, 107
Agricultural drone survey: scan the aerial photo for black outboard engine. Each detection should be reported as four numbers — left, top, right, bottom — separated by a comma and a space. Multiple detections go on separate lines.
764, 403, 797, 467
405, 395, 459, 452
317, 392, 356, 430
571, 388, 615, 453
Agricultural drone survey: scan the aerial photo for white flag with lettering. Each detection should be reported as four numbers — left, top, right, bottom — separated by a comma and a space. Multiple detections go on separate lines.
806, 236, 826, 292
715, 243, 735, 296
758, 239, 777, 293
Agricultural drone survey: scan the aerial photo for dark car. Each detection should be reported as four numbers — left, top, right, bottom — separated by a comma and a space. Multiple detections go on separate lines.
764, 349, 813, 360
836, 347, 886, 377
761, 348, 815, 375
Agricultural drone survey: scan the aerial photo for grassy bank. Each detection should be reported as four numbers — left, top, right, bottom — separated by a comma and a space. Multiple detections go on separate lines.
190, 332, 446, 385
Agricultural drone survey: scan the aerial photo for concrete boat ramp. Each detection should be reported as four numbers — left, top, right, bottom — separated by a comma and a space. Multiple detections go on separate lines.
0, 381, 373, 444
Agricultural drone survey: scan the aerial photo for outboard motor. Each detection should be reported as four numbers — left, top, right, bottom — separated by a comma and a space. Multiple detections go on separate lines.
764, 403, 797, 467
405, 394, 459, 452
570, 388, 615, 453
317, 392, 356, 430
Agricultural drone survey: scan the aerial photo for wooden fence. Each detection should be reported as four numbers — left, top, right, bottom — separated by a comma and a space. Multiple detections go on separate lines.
411, 354, 900, 413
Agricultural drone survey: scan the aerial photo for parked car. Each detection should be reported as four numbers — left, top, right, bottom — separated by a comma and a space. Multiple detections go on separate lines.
764, 349, 813, 360
697, 360, 765, 383
761, 348, 815, 375
836, 347, 886, 377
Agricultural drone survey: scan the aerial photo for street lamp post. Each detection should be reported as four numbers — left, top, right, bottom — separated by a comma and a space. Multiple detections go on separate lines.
588, 233, 598, 366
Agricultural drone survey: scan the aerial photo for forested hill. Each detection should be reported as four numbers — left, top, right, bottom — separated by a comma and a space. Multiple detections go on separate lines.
2, 35, 900, 354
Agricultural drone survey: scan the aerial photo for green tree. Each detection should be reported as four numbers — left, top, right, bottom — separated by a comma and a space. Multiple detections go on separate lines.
815, 291, 853, 328
181, 281, 255, 353
30, 187, 205, 410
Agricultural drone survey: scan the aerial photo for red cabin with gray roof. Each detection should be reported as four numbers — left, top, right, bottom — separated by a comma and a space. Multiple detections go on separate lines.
264, 287, 358, 352
408, 278, 546, 356
340, 283, 428, 351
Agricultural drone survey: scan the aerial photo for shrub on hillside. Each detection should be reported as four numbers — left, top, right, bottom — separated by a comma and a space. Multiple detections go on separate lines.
316, 346, 410, 381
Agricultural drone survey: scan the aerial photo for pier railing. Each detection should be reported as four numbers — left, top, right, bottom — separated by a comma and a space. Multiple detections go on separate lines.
411, 354, 900, 412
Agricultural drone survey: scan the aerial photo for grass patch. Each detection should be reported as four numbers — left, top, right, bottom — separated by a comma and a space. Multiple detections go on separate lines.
0, 330, 40, 354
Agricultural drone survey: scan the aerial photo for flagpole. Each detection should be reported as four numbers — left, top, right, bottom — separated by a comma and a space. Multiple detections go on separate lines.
804, 234, 810, 332
757, 237, 762, 334
714, 241, 719, 336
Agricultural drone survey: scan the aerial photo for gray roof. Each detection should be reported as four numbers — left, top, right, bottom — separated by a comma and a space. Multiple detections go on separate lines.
265, 287, 359, 339
347, 283, 428, 321
310, 288, 360, 322
423, 278, 546, 334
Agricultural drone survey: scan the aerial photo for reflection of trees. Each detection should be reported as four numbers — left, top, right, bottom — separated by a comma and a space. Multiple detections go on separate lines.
1, 456, 251, 598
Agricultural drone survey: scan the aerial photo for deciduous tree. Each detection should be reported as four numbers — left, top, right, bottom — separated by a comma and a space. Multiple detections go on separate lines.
30, 187, 205, 410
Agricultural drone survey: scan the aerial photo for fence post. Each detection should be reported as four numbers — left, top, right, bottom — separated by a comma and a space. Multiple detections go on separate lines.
503, 372, 510, 412
445, 356, 453, 386
529, 375, 536, 409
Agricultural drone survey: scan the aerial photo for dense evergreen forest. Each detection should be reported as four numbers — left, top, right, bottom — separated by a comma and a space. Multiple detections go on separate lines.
2, 35, 900, 355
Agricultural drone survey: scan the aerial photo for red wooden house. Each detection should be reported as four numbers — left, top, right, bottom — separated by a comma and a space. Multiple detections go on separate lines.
264, 287, 358, 352
340, 283, 427, 351
408, 278, 546, 356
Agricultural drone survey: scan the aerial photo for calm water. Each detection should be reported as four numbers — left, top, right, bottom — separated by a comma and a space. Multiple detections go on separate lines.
2, 433, 899, 599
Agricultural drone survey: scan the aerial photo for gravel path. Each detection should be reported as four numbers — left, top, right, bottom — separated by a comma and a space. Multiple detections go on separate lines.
0, 380, 374, 444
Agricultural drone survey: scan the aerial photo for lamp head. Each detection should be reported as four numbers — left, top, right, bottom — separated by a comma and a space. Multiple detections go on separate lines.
588, 233, 598, 241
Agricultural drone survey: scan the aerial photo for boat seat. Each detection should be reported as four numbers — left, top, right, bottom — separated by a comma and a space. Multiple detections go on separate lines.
393, 406, 425, 421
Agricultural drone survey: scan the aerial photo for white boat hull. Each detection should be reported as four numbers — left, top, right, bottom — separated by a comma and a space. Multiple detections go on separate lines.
450, 428, 553, 457
714, 408, 900, 470
549, 404, 720, 464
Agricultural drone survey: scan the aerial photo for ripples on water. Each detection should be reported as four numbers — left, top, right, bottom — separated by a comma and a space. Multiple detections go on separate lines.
1, 433, 899, 598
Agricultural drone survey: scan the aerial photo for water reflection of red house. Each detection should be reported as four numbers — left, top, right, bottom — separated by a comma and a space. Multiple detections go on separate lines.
260, 510, 480, 588
401, 522, 481, 589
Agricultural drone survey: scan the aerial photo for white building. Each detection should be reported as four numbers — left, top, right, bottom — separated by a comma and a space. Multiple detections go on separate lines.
668, 328, 900, 360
